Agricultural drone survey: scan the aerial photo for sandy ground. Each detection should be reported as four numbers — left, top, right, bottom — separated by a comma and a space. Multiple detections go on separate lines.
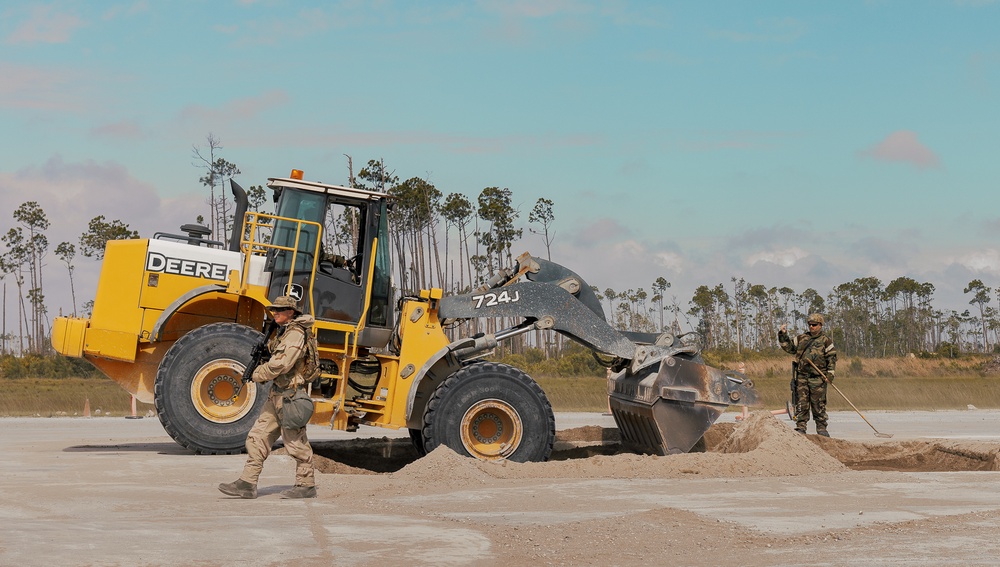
2, 410, 1000, 566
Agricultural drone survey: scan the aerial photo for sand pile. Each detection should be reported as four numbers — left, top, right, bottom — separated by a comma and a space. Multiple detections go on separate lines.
313, 413, 1000, 479
379, 411, 847, 483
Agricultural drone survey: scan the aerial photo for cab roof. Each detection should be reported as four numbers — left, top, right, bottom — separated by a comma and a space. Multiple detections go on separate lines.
266, 177, 395, 202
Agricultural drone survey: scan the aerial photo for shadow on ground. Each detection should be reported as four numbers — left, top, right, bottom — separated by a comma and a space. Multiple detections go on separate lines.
64, 443, 191, 455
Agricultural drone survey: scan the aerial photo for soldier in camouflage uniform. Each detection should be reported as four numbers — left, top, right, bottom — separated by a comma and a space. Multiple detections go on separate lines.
778, 313, 837, 437
218, 295, 317, 499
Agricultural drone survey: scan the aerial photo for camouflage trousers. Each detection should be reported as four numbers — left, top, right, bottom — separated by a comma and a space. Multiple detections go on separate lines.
239, 391, 315, 488
794, 374, 829, 432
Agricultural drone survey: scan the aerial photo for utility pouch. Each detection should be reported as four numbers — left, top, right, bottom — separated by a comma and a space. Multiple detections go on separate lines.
280, 389, 314, 430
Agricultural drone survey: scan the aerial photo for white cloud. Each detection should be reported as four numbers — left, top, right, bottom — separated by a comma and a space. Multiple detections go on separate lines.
710, 17, 807, 43
746, 248, 807, 268
0, 157, 208, 324
858, 130, 942, 169
652, 250, 684, 272
177, 90, 290, 128
90, 119, 144, 140
957, 249, 1000, 274
5, 5, 84, 44
0, 62, 83, 111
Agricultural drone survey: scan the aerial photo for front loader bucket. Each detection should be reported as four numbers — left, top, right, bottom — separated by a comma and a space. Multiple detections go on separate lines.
609, 356, 759, 455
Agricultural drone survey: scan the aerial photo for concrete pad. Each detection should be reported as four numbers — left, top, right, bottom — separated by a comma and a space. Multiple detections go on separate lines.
2, 412, 1000, 566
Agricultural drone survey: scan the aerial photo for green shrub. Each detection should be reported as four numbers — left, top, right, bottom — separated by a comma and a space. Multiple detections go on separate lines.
0, 354, 100, 379
936, 342, 961, 359
849, 357, 864, 376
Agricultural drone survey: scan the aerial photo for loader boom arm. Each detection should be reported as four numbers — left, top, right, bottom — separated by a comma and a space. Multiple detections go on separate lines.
439, 254, 641, 362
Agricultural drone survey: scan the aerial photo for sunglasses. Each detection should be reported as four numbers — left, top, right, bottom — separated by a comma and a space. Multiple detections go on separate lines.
808, 322, 821, 327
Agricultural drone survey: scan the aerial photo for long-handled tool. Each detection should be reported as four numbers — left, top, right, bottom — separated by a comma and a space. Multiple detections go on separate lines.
805, 358, 892, 438
736, 401, 794, 422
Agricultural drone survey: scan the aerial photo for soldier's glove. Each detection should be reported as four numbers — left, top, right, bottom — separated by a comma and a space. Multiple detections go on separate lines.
826, 370, 835, 383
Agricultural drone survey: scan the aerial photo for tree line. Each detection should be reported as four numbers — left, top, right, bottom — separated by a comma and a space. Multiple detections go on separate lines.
159, 137, 1000, 359
682, 276, 996, 358
3, 135, 997, 360
1, 203, 137, 355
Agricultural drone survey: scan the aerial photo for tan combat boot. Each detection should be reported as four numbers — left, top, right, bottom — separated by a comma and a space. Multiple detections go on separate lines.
218, 479, 257, 499
281, 485, 317, 499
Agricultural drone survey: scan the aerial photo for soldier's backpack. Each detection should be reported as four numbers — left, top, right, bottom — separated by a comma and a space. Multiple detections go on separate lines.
301, 327, 321, 384
286, 321, 321, 385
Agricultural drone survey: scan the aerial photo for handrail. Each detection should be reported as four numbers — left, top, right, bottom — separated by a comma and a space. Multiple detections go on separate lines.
237, 210, 322, 316
237, 210, 380, 368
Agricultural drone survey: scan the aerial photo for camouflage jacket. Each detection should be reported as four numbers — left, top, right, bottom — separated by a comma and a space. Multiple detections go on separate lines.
252, 314, 316, 391
778, 328, 837, 379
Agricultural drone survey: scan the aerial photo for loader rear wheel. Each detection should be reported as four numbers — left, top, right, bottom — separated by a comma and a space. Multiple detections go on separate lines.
154, 322, 269, 455
421, 362, 554, 462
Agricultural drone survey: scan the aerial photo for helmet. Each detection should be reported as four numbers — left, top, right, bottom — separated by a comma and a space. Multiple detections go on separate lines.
267, 295, 301, 314
807, 313, 824, 325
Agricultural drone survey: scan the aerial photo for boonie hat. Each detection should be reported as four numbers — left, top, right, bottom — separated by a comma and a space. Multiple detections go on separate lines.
267, 295, 301, 314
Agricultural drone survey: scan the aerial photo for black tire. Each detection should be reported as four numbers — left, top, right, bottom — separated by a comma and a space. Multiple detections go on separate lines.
154, 322, 270, 454
421, 362, 554, 463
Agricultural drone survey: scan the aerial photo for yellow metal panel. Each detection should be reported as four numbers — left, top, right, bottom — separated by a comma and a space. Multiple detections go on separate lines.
51, 317, 88, 357
140, 271, 222, 310
89, 239, 147, 341
84, 329, 140, 362
387, 299, 450, 427
86, 341, 171, 403
311, 399, 335, 426
140, 295, 241, 342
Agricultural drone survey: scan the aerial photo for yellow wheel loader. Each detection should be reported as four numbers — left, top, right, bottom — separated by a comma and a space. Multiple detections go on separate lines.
52, 170, 758, 461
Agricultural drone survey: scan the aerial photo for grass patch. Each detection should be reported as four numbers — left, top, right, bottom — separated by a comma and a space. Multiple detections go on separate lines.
539, 354, 1000, 412
5, 354, 999, 417
748, 375, 1000, 411
537, 374, 1000, 413
728, 355, 990, 379
0, 378, 154, 417
536, 376, 610, 412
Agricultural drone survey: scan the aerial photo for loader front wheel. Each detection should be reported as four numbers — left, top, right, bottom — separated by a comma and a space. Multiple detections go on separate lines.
409, 428, 427, 456
421, 362, 554, 462
154, 322, 270, 455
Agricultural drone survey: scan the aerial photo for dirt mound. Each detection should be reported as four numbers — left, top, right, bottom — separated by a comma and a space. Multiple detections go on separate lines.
815, 437, 1000, 472
313, 412, 1000, 479
555, 424, 619, 443
394, 444, 496, 484
714, 411, 846, 477
314, 412, 847, 480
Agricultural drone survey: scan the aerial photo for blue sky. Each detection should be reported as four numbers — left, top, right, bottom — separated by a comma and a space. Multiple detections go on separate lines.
1, 0, 999, 333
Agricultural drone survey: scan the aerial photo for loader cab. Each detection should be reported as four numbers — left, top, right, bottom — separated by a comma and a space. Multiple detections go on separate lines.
264, 174, 394, 349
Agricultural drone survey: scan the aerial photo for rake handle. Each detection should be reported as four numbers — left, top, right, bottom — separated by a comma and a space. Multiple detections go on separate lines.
804, 358, 891, 438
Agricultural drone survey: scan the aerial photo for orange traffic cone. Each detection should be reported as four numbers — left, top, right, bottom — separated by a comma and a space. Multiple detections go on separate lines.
83, 398, 91, 418
126, 394, 142, 419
